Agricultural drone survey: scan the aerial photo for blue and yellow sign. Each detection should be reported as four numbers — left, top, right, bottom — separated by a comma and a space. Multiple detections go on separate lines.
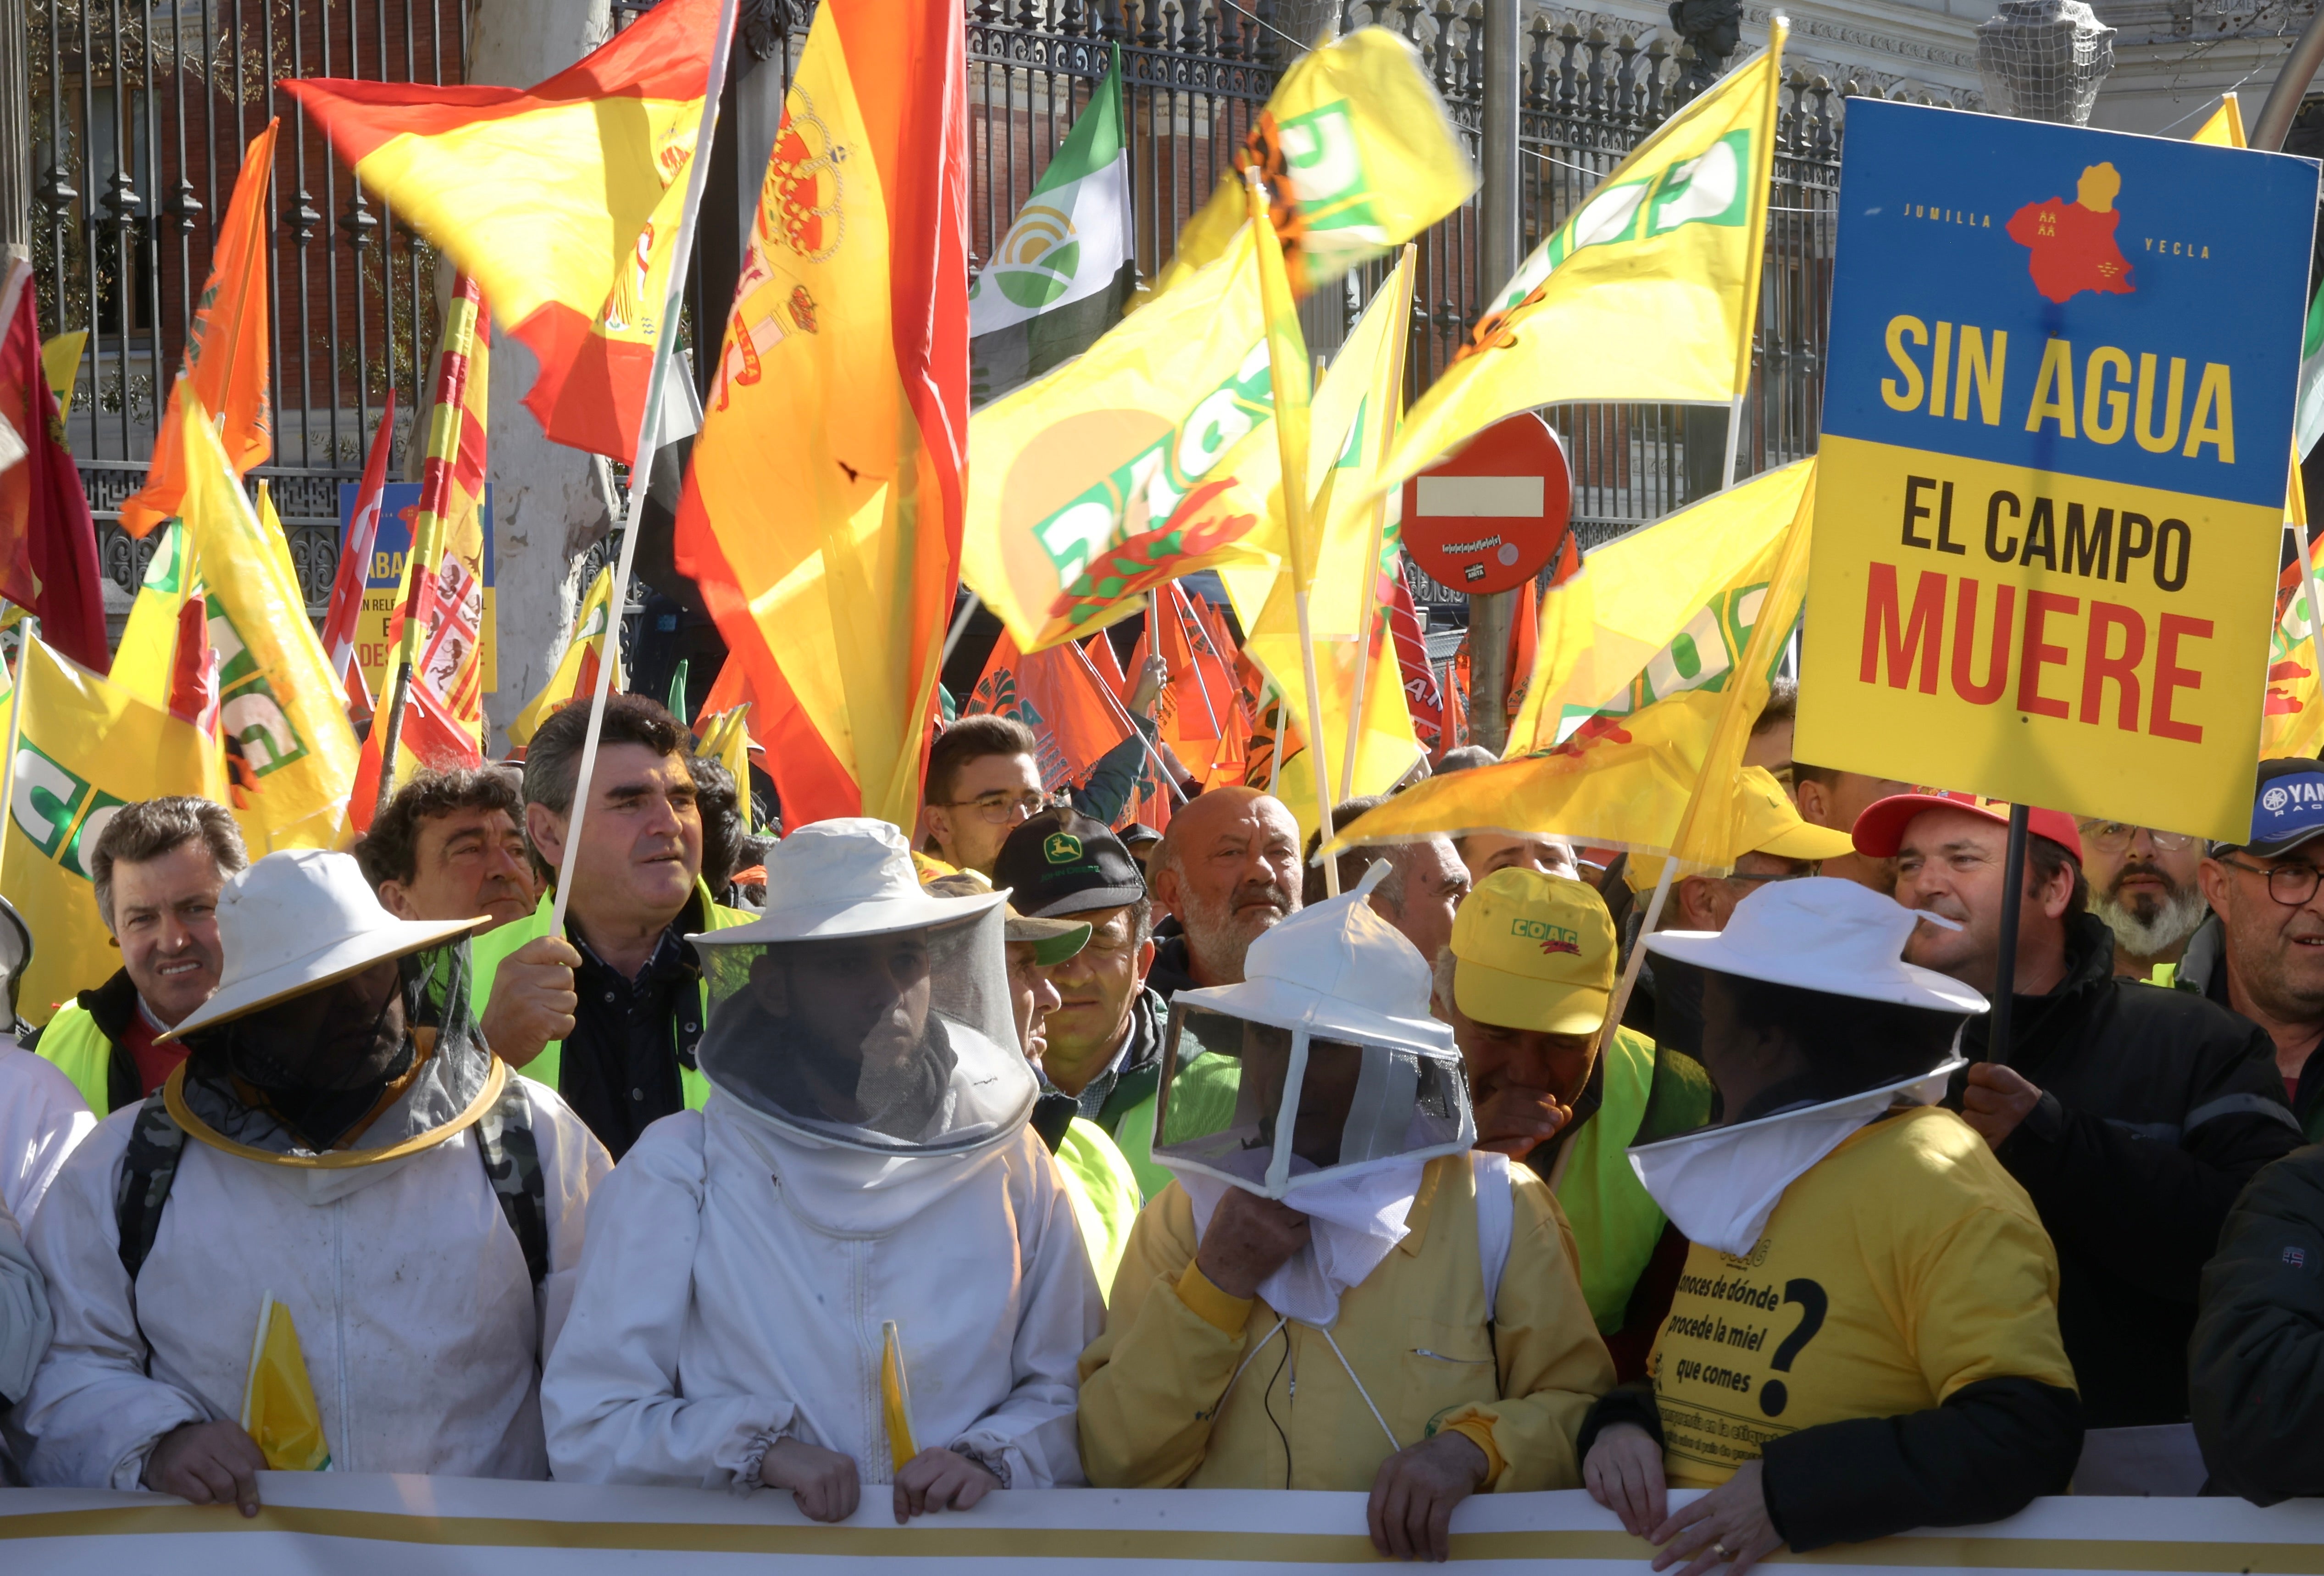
1797, 100, 2319, 842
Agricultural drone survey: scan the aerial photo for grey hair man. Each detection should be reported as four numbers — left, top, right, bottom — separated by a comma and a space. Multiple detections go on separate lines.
1304, 796, 1470, 971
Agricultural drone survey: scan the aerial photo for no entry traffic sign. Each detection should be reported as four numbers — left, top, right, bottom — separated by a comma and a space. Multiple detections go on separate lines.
1399, 412, 1573, 595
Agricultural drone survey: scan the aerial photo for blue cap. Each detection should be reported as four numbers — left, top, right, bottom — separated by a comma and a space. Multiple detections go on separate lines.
2234, 759, 2324, 857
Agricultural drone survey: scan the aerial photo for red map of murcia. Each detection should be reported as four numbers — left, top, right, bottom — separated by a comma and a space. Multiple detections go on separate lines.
2005, 161, 2135, 304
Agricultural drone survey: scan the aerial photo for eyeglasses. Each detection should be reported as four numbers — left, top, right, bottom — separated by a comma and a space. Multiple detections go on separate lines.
945, 790, 1048, 825
2219, 854, 2324, 908
2077, 822, 2197, 855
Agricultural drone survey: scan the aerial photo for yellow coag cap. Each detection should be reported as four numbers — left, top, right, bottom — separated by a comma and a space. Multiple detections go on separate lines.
1448, 868, 1616, 1035
1625, 766, 1858, 893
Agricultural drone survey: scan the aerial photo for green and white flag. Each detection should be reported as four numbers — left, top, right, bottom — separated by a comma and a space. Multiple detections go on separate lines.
968, 45, 1134, 406
2299, 286, 2324, 459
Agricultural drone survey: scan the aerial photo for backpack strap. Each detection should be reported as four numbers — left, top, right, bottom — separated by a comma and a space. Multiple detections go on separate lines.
114, 1092, 189, 1284
475, 1073, 550, 1293
1471, 1149, 1514, 1321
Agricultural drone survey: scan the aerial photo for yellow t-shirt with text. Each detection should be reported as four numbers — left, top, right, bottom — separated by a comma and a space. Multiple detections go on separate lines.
1648, 1105, 2074, 1487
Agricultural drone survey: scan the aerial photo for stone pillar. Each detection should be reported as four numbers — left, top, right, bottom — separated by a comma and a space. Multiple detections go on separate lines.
0, 0, 31, 264
468, 0, 621, 752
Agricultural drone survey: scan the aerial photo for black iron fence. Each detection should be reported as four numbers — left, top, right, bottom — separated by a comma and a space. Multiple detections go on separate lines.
26, 0, 1970, 618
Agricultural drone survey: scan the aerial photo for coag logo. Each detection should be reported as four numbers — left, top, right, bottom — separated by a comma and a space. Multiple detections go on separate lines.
209, 604, 311, 778
1509, 916, 1582, 955
10, 741, 123, 882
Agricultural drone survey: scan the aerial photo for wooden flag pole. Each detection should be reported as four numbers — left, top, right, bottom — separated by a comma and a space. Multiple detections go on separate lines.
1338, 247, 1415, 802
547, 0, 739, 939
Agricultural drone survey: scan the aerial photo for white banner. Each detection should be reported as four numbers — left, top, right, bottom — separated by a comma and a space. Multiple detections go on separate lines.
7, 1477, 2324, 1572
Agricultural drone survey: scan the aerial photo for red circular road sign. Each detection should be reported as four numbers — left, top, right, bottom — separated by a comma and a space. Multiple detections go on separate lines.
1399, 413, 1574, 595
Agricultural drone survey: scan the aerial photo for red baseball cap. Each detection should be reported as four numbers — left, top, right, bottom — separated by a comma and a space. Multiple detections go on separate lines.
1851, 792, 2085, 864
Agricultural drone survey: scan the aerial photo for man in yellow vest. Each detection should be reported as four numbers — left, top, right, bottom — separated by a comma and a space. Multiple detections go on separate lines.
1435, 870, 1711, 1381
35, 797, 247, 1116
471, 695, 750, 1160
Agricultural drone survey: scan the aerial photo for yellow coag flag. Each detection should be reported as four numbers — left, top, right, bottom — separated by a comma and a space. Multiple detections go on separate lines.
179, 398, 361, 851
1221, 255, 1424, 836
111, 523, 196, 710
1376, 22, 1784, 495
507, 566, 620, 748
964, 224, 1279, 652
1147, 27, 1475, 304
1, 635, 223, 1025
1509, 459, 1813, 750
2263, 460, 2324, 758
1323, 461, 1814, 861
2191, 93, 2247, 148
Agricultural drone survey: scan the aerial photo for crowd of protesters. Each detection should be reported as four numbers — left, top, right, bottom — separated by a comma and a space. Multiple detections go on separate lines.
6, 663, 2324, 1559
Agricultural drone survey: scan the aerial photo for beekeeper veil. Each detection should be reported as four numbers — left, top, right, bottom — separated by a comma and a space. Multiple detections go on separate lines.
692, 818, 1030, 1158
1156, 864, 1473, 1199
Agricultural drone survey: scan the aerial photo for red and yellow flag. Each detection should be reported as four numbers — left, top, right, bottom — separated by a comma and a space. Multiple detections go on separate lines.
121, 122, 276, 538
1128, 583, 1243, 785
673, 0, 969, 830
284, 0, 724, 459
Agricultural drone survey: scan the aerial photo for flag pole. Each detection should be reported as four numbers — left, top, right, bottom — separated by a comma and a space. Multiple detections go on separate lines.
1246, 169, 1339, 897
1072, 638, 1188, 806
372, 275, 483, 821
548, 0, 739, 940
1338, 247, 1415, 802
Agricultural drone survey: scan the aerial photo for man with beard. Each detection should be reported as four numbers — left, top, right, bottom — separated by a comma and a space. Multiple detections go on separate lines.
2078, 820, 2207, 979
1145, 788, 1302, 998
2181, 760, 2324, 1139
1853, 793, 2296, 1485
18, 849, 607, 1506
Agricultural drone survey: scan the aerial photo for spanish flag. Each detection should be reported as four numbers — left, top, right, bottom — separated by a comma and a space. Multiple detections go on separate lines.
673, 0, 968, 831
283, 0, 727, 460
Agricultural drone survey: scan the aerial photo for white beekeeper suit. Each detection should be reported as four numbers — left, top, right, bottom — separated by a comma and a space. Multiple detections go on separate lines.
542, 818, 1102, 1493
0, 892, 95, 1226
17, 850, 609, 1488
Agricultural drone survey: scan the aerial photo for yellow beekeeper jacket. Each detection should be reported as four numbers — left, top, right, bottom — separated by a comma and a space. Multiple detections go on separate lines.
1077, 1152, 1616, 1491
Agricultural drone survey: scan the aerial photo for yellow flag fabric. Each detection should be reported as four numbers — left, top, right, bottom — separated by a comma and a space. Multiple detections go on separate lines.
241, 1298, 332, 1472
2263, 461, 2324, 759
507, 567, 620, 748
1324, 461, 1815, 865
39, 331, 85, 416
1223, 255, 1424, 836
1147, 27, 1475, 303
1508, 459, 1813, 751
110, 523, 197, 710
179, 400, 361, 852
1, 635, 223, 1025
2191, 94, 2247, 148
1376, 24, 1784, 495
964, 224, 1278, 652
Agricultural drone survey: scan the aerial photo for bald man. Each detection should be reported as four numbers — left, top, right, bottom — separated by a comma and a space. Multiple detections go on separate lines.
1146, 788, 1302, 998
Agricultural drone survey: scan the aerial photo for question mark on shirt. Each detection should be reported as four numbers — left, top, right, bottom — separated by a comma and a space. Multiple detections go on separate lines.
1758, 1279, 1828, 1418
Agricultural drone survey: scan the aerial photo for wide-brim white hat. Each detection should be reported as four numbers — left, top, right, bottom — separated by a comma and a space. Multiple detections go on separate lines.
1643, 876, 1988, 1016
165, 849, 491, 1041
1174, 865, 1456, 1058
694, 817, 1005, 947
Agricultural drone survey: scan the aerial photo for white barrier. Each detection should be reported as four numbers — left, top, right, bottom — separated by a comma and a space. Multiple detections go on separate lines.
8, 1478, 2324, 1572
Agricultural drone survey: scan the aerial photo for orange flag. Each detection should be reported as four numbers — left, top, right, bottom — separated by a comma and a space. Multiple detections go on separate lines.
1129, 583, 1242, 785
1084, 630, 1130, 699
673, 0, 968, 830
1504, 577, 1539, 721
121, 121, 276, 538
284, 0, 726, 459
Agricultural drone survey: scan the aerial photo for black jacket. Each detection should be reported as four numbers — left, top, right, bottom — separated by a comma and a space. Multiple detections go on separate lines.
1582, 1375, 2081, 1549
2191, 1143, 2324, 1502
19, 967, 142, 1114
1145, 927, 1200, 1002
1958, 912, 2301, 1428
2170, 914, 2324, 1142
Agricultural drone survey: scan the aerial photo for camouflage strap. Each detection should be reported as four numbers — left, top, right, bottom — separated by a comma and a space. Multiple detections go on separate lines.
112, 1074, 549, 1294
475, 1073, 550, 1294
114, 1092, 189, 1284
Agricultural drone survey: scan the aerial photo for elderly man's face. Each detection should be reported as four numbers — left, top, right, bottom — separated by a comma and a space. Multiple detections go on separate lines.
1006, 938, 1062, 1064
755, 932, 934, 1070
1153, 789, 1301, 987
1459, 832, 1578, 886
1373, 838, 1470, 966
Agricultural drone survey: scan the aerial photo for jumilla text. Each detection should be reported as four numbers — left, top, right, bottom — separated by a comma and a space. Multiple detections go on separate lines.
1878, 317, 2236, 462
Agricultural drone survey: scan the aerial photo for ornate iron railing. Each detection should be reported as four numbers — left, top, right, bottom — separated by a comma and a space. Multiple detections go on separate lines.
28, 0, 1965, 619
